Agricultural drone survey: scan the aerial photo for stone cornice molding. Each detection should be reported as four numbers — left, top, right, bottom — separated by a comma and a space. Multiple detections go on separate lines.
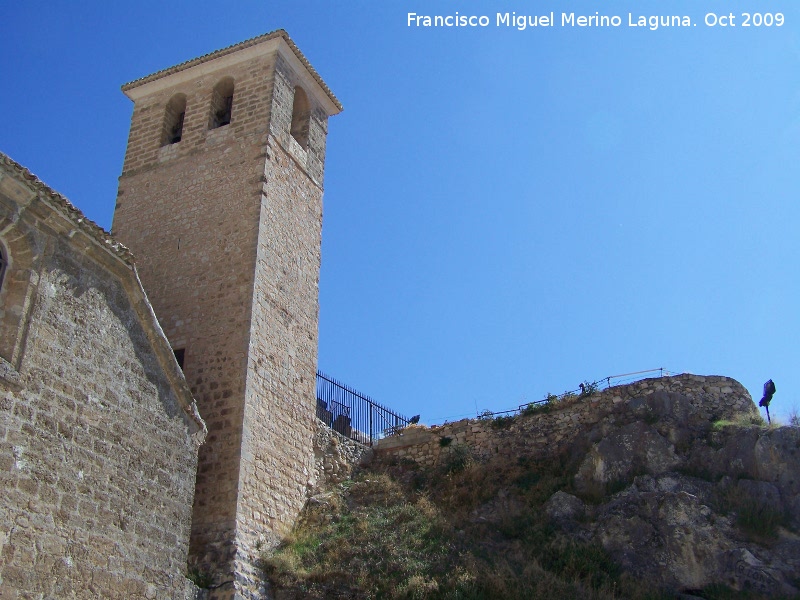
122, 29, 342, 116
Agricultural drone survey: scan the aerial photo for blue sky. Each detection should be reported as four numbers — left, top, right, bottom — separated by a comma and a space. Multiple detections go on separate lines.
3, 1, 799, 424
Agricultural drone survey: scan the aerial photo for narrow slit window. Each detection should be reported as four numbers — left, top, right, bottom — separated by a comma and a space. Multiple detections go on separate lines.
209, 77, 234, 129
162, 94, 187, 146
173, 348, 185, 370
290, 86, 311, 149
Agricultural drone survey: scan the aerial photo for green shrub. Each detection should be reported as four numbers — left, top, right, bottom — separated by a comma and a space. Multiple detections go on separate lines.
712, 414, 766, 430
477, 409, 493, 420
491, 414, 516, 429
642, 406, 660, 425
443, 444, 473, 474
262, 473, 451, 598
560, 391, 579, 403
736, 499, 788, 541
512, 470, 541, 491
713, 481, 789, 542
187, 565, 214, 589
522, 401, 551, 416
538, 539, 621, 590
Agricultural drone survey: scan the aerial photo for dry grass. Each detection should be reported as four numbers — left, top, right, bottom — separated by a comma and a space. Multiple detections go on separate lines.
262, 443, 784, 599
712, 414, 767, 429
261, 447, 674, 599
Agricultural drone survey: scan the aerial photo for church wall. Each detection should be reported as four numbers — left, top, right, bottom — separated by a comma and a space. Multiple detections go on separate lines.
0, 212, 199, 598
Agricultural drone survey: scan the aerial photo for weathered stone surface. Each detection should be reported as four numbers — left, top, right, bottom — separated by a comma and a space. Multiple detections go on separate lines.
594, 481, 733, 591
694, 427, 762, 480
575, 422, 680, 492
544, 491, 585, 523
724, 548, 791, 597
311, 418, 372, 493
0, 156, 203, 598
375, 376, 800, 597
113, 33, 340, 599
753, 427, 800, 494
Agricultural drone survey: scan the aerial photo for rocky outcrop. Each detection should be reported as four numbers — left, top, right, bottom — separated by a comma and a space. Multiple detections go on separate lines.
375, 374, 799, 597
376, 375, 757, 468
544, 491, 586, 526
556, 419, 800, 597
577, 468, 800, 597
575, 421, 681, 493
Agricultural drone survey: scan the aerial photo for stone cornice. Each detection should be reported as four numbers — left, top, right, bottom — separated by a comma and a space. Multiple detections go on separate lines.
121, 29, 342, 116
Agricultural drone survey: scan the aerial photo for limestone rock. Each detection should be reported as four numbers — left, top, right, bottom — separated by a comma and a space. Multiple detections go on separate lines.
589, 472, 800, 597
594, 476, 734, 590
754, 427, 800, 494
544, 490, 585, 524
575, 422, 680, 493
722, 547, 800, 597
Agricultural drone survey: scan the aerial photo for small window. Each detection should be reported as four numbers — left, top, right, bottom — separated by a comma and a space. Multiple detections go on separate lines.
173, 348, 185, 370
162, 94, 187, 146
290, 86, 310, 149
209, 77, 234, 129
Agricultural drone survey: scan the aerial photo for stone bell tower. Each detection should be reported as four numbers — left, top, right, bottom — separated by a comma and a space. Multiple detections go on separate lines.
112, 31, 341, 598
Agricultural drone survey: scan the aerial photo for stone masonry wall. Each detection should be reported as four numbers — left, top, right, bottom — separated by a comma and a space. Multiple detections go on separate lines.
233, 57, 331, 595
376, 375, 756, 468
311, 418, 373, 493
114, 50, 280, 591
0, 218, 200, 598
114, 38, 334, 600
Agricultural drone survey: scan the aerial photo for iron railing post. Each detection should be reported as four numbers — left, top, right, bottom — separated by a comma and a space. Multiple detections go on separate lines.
316, 370, 410, 446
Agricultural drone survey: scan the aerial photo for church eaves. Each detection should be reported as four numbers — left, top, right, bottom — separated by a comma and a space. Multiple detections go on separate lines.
121, 29, 342, 113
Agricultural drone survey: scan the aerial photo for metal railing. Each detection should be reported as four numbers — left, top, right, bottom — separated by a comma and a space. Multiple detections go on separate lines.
316, 370, 411, 446
478, 368, 678, 419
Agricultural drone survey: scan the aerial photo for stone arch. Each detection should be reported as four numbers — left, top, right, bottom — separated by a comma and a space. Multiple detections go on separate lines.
162, 93, 187, 146
209, 77, 234, 129
290, 85, 311, 149
0, 224, 40, 368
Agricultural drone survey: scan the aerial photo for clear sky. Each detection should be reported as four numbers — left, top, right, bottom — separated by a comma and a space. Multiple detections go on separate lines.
3, 1, 799, 424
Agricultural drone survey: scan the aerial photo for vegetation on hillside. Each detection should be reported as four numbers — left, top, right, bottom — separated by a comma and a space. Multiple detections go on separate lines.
261, 436, 790, 600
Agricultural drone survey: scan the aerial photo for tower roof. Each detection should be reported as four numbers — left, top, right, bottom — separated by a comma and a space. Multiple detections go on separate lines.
121, 29, 342, 115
